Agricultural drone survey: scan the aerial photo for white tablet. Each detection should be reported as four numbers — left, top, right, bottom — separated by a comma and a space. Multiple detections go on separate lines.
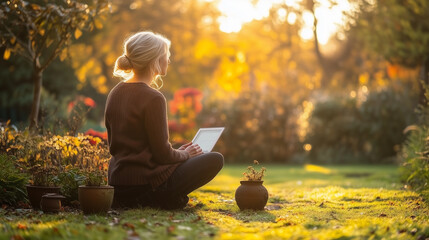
191, 127, 225, 153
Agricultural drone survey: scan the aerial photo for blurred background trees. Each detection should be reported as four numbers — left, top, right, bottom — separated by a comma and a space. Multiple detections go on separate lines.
1, 0, 427, 164
0, 0, 109, 130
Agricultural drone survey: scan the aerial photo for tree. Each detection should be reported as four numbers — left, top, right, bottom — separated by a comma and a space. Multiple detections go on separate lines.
352, 0, 429, 102
303, 0, 356, 88
0, 0, 109, 130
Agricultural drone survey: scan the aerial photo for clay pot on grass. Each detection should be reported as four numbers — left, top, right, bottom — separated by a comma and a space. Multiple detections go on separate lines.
26, 185, 61, 210
41, 193, 66, 213
78, 185, 114, 214
235, 180, 268, 210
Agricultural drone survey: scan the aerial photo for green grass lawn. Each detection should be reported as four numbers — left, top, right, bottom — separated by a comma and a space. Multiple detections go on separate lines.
1, 164, 428, 240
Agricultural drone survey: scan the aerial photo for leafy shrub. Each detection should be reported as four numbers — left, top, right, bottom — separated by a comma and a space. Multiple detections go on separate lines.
400, 83, 429, 191
0, 125, 110, 202
37, 134, 109, 200
0, 154, 29, 206
198, 90, 299, 163
305, 97, 363, 163
305, 86, 416, 164
359, 86, 416, 162
400, 126, 429, 191
0, 120, 19, 154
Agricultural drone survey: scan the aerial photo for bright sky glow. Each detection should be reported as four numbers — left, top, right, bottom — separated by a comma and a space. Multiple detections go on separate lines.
216, 0, 353, 44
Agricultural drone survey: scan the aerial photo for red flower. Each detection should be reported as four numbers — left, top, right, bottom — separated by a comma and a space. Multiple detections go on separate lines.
67, 96, 96, 113
83, 97, 96, 108
89, 139, 97, 146
84, 128, 108, 141
169, 88, 203, 114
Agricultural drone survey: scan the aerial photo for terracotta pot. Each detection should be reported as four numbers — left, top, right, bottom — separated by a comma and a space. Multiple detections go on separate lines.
26, 185, 61, 210
40, 193, 66, 213
235, 181, 268, 210
78, 185, 114, 214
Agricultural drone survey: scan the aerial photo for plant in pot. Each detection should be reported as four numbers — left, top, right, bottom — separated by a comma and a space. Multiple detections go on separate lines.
8, 132, 63, 210
26, 164, 61, 210
23, 134, 67, 210
235, 160, 268, 210
78, 166, 114, 214
76, 135, 113, 214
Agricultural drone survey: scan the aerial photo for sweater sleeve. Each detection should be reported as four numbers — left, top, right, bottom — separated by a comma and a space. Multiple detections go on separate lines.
144, 95, 189, 164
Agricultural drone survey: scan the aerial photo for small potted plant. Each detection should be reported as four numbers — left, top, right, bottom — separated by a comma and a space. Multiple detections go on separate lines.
235, 160, 268, 210
76, 136, 113, 214
78, 167, 114, 214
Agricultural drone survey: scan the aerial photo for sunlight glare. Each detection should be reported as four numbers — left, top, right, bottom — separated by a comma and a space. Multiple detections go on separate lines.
287, 12, 297, 25
215, 0, 353, 44
218, 16, 243, 33
314, 0, 353, 44
300, 10, 314, 41
217, 0, 254, 33
254, 0, 272, 20
304, 164, 332, 174
277, 8, 287, 23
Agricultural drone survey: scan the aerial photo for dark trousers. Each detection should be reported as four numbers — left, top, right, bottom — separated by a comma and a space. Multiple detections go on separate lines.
112, 152, 224, 210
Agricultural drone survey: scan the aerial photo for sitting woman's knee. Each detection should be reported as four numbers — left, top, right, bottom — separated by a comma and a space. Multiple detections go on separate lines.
209, 152, 224, 171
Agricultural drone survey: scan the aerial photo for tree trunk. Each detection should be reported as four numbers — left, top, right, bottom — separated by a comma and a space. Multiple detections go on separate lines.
29, 68, 43, 130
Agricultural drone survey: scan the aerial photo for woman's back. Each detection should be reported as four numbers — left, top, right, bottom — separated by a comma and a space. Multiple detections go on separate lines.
105, 81, 188, 188
105, 81, 157, 157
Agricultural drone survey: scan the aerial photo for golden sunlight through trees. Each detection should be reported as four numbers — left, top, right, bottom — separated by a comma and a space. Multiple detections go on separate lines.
214, 0, 354, 45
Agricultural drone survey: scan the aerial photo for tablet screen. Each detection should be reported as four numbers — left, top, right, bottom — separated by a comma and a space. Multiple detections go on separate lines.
191, 127, 225, 153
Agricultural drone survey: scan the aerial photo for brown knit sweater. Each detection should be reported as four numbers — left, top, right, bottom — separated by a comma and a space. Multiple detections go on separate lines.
105, 81, 190, 189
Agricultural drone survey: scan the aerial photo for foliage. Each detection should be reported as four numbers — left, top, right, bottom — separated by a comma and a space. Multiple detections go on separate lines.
401, 83, 429, 191
199, 89, 299, 163
0, 120, 19, 153
36, 134, 109, 187
400, 126, 429, 191
242, 160, 266, 181
0, 122, 109, 192
66, 95, 97, 136
352, 0, 429, 68
0, 122, 58, 186
168, 88, 203, 144
0, 154, 28, 206
55, 167, 85, 203
0, 165, 428, 239
305, 85, 417, 164
0, 0, 109, 128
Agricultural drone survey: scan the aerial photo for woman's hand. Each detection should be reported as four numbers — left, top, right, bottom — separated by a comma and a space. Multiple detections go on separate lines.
178, 142, 192, 150
184, 143, 203, 158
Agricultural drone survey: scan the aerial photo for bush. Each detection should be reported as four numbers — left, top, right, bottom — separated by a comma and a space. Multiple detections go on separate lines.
0, 124, 110, 203
305, 97, 363, 163
198, 90, 299, 163
400, 83, 429, 191
0, 154, 29, 206
305, 86, 416, 164
400, 126, 429, 191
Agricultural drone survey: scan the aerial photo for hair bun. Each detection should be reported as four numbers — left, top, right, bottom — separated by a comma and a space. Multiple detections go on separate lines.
115, 55, 133, 71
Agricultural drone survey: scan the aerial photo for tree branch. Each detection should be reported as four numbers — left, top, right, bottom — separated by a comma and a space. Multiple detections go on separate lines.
1, 24, 33, 61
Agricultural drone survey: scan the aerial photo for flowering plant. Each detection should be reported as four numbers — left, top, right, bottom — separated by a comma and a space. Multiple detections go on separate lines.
168, 88, 203, 143
243, 160, 266, 181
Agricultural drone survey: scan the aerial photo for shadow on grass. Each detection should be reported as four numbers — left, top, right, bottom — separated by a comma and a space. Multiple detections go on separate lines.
210, 208, 277, 223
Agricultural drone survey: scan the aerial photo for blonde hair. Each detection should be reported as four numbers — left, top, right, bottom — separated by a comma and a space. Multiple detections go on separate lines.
113, 31, 171, 88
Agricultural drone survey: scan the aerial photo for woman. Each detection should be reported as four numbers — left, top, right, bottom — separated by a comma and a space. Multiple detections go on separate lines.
105, 31, 224, 210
